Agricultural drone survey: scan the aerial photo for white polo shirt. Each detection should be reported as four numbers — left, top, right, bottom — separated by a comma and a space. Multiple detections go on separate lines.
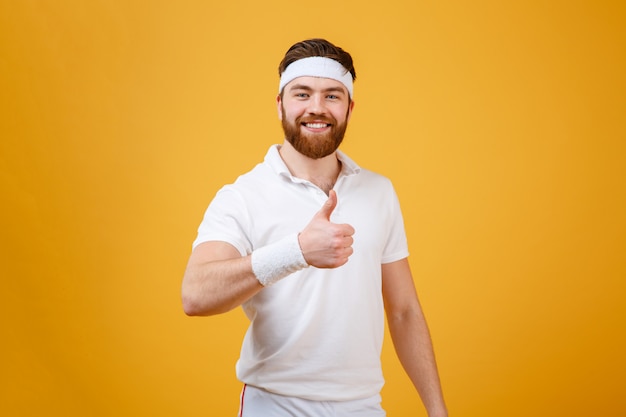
193, 145, 409, 401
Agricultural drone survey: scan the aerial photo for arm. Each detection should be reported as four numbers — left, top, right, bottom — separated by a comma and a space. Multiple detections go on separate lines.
382, 258, 448, 417
182, 190, 354, 316
182, 241, 262, 316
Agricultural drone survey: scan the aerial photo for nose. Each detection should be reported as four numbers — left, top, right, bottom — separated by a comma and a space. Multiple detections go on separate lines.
306, 93, 327, 115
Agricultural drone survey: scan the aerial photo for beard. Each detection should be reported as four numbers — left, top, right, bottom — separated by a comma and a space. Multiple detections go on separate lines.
281, 105, 350, 159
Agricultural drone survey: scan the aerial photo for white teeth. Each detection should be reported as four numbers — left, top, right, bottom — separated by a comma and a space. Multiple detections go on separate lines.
305, 123, 328, 129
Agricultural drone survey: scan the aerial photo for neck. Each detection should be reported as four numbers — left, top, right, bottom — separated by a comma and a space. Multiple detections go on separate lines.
279, 141, 342, 194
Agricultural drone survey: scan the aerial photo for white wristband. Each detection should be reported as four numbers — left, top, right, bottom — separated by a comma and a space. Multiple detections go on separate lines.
251, 233, 309, 287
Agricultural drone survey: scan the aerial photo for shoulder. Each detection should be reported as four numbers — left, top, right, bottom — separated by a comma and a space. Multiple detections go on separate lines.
349, 167, 396, 196
230, 145, 286, 189
357, 166, 392, 183
337, 150, 395, 190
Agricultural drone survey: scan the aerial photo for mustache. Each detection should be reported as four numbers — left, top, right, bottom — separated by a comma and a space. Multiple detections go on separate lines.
297, 116, 336, 125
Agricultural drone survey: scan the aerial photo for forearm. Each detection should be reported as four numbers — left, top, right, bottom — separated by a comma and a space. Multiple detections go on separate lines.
182, 252, 262, 316
388, 310, 447, 417
182, 233, 311, 315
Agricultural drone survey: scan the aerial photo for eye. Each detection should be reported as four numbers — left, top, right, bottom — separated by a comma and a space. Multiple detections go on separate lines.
326, 94, 338, 100
295, 92, 309, 98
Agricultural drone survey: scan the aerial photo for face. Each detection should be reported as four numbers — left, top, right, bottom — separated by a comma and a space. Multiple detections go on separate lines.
278, 76, 354, 159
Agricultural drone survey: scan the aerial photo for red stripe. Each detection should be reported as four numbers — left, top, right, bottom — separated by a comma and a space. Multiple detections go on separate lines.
238, 384, 247, 417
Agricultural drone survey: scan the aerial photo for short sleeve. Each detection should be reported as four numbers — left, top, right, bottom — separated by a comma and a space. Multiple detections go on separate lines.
381, 184, 410, 264
192, 186, 253, 256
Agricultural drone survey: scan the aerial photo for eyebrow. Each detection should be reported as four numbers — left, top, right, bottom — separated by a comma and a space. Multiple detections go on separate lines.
288, 84, 347, 95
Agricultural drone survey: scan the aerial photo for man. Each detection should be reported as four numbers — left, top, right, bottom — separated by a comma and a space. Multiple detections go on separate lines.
182, 38, 447, 417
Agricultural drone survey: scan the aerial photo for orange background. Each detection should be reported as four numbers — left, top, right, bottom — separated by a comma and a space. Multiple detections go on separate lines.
1, 1, 625, 416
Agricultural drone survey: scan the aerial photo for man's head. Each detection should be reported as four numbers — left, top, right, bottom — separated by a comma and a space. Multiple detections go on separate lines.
278, 39, 356, 99
277, 39, 356, 159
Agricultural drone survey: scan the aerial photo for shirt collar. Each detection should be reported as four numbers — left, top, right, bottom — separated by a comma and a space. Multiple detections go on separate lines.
265, 144, 361, 181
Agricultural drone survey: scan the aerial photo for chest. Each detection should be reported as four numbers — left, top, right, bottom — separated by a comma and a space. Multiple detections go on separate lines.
245, 181, 393, 258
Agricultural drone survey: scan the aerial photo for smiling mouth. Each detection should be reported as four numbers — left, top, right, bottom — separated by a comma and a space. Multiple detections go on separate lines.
303, 122, 331, 129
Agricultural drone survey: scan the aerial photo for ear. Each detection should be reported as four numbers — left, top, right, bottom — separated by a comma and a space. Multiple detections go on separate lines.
346, 99, 355, 122
276, 94, 283, 121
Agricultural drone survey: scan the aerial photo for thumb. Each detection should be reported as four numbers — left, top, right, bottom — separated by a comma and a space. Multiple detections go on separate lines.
316, 189, 338, 220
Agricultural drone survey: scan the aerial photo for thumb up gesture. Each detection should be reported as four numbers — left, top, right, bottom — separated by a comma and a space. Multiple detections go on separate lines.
298, 190, 355, 268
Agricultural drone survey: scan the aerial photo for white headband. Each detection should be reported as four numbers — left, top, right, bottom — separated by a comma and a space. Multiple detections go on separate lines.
279, 56, 354, 98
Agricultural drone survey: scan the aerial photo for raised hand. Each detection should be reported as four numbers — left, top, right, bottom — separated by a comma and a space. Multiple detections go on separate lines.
298, 190, 355, 268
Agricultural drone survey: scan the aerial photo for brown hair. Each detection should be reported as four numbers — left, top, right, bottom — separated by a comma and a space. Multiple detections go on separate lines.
278, 38, 356, 81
